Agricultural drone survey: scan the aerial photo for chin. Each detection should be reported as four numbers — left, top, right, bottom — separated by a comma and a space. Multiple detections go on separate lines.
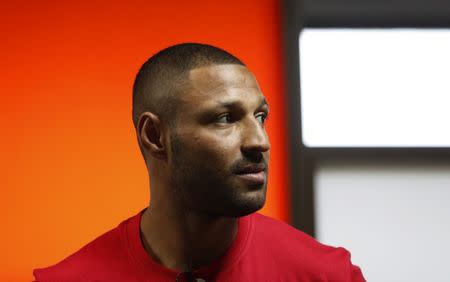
224, 190, 267, 217
232, 203, 264, 217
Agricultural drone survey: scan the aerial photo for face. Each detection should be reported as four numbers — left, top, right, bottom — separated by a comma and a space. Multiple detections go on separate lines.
168, 64, 270, 217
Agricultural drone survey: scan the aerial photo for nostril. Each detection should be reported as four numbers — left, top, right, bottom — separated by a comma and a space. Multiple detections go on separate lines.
242, 151, 264, 163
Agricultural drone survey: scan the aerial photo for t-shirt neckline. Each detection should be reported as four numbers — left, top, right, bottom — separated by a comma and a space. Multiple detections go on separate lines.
124, 209, 253, 280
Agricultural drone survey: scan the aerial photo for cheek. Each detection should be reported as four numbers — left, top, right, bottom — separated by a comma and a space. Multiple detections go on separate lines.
188, 132, 239, 165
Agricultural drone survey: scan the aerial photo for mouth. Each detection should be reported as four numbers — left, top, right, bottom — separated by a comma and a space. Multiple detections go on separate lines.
234, 164, 267, 185
235, 171, 266, 185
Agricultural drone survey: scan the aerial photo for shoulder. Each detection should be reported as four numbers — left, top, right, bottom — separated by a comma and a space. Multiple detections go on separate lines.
33, 215, 134, 281
248, 213, 365, 281
250, 212, 323, 250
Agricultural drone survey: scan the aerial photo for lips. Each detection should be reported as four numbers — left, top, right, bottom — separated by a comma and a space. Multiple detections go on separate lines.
234, 163, 267, 185
235, 163, 266, 174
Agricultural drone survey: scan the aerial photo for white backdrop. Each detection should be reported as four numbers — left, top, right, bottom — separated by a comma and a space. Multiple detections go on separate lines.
315, 160, 450, 282
299, 28, 450, 147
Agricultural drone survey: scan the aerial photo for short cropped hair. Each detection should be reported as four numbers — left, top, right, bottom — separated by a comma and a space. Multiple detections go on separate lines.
132, 43, 245, 128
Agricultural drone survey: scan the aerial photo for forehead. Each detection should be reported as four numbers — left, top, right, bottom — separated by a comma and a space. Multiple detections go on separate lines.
182, 64, 264, 106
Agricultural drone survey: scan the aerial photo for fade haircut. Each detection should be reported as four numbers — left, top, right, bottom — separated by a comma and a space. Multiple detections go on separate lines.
132, 43, 245, 128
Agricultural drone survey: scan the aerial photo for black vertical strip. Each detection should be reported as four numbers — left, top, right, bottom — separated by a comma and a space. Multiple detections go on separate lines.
282, 0, 316, 236
299, 150, 316, 236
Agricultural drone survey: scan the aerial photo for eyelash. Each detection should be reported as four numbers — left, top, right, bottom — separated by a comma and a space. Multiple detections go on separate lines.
255, 112, 268, 124
216, 112, 268, 124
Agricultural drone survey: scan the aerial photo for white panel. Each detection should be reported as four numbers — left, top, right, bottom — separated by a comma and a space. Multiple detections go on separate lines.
299, 28, 450, 147
315, 161, 450, 282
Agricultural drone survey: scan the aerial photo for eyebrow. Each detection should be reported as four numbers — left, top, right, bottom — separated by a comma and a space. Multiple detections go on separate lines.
215, 96, 269, 110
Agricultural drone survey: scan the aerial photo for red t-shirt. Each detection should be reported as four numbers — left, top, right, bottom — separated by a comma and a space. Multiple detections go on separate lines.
34, 210, 365, 281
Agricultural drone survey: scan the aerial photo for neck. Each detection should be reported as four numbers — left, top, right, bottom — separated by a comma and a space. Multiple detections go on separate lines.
140, 201, 238, 272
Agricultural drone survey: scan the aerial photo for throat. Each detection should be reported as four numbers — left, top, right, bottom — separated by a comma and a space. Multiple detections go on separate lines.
140, 207, 239, 272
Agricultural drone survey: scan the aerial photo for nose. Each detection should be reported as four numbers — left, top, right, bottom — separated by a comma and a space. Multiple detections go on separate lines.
241, 117, 270, 159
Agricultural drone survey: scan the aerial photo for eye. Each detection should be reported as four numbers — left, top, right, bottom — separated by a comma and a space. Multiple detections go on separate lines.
255, 112, 268, 125
216, 113, 233, 124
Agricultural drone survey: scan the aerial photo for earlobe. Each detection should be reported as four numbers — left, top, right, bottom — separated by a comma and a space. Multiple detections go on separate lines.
138, 112, 166, 159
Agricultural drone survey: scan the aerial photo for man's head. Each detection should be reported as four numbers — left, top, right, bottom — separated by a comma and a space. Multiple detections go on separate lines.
133, 43, 270, 217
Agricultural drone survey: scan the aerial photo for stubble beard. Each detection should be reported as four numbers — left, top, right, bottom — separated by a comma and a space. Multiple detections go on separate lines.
169, 132, 266, 218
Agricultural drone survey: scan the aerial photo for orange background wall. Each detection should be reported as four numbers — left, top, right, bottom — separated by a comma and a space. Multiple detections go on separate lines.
1, 1, 289, 280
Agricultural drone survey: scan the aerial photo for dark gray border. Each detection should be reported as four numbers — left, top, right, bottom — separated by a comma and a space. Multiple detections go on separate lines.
282, 0, 317, 236
282, 0, 450, 237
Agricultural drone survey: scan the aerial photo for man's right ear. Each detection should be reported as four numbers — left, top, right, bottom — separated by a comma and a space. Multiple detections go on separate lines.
137, 112, 166, 159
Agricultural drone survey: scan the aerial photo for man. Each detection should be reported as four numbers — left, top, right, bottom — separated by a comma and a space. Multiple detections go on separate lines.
34, 43, 365, 281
